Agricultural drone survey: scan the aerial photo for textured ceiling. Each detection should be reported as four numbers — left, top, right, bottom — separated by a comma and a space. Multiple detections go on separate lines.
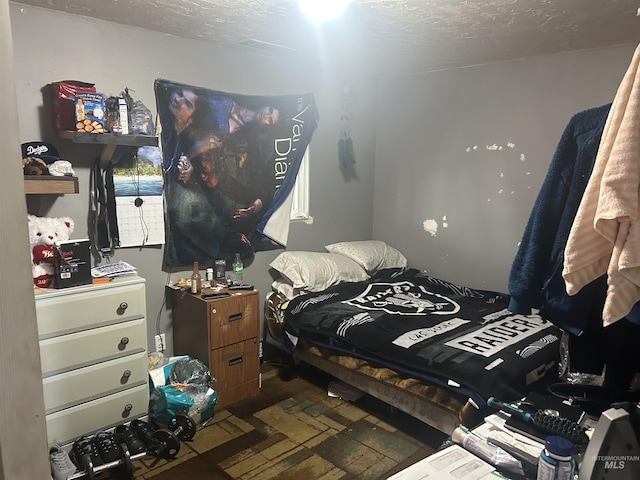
13, 0, 640, 77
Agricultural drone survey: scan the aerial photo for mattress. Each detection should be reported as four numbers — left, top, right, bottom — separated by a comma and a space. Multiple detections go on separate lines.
274, 268, 562, 406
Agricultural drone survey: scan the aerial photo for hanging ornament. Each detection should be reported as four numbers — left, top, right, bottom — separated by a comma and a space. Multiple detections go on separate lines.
338, 80, 356, 171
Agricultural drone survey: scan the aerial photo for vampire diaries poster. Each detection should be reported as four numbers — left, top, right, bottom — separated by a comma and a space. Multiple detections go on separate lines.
154, 79, 319, 267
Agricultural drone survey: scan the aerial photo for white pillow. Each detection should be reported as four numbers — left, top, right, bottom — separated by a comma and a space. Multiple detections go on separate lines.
270, 251, 368, 291
271, 277, 307, 299
325, 240, 407, 274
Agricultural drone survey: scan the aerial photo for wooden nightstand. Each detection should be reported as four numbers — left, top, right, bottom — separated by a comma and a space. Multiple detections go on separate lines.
169, 287, 260, 408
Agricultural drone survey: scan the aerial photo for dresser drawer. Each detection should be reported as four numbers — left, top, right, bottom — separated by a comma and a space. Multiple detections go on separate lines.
209, 338, 259, 392
45, 384, 149, 445
42, 351, 148, 414
36, 281, 146, 339
40, 318, 146, 377
209, 294, 259, 349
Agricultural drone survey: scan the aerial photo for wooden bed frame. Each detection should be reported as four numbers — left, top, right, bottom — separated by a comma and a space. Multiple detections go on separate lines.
293, 347, 469, 433
265, 292, 478, 435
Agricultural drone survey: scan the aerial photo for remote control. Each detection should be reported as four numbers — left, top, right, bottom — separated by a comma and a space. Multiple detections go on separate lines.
228, 284, 254, 290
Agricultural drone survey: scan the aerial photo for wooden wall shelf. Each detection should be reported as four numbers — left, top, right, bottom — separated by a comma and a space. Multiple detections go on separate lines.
57, 131, 158, 167
24, 176, 79, 195
57, 131, 158, 147
25, 132, 157, 195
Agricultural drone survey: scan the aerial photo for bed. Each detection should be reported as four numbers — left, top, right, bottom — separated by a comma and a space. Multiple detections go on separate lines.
265, 242, 563, 435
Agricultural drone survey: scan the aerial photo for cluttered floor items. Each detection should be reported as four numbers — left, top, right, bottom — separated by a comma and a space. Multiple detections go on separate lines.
443, 389, 640, 480
50, 415, 196, 480
49, 355, 216, 480
50, 361, 447, 480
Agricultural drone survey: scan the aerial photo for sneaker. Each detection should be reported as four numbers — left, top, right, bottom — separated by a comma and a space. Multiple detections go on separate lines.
71, 435, 103, 468
48, 444, 77, 480
93, 431, 123, 464
115, 423, 146, 455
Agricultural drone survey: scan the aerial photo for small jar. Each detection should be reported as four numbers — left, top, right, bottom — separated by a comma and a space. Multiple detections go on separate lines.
214, 259, 226, 281
206, 268, 214, 282
537, 435, 574, 480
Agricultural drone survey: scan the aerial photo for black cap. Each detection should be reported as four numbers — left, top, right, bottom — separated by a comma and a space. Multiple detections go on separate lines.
21, 141, 61, 164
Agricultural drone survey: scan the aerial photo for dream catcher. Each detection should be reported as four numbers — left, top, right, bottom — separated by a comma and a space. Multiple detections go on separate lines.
339, 80, 356, 175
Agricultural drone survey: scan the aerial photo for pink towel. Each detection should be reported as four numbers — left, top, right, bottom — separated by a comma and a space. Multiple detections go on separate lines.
562, 43, 640, 326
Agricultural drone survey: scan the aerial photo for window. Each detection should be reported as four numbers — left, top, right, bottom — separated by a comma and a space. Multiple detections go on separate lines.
290, 147, 309, 220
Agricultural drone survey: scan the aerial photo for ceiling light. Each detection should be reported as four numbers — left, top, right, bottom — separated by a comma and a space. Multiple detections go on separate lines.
297, 0, 352, 22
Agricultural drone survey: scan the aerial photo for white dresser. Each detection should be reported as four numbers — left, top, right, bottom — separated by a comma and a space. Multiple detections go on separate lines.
35, 276, 149, 445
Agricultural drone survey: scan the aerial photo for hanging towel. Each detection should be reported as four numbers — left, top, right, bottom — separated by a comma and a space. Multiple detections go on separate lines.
562, 43, 640, 326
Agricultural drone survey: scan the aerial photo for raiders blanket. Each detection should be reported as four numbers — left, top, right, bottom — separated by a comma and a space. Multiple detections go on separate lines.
282, 268, 561, 402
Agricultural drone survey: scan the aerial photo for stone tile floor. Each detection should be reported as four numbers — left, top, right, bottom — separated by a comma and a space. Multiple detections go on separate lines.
129, 363, 447, 480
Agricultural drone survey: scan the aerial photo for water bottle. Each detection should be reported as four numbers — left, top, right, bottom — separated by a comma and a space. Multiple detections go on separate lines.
537, 436, 574, 480
231, 253, 243, 285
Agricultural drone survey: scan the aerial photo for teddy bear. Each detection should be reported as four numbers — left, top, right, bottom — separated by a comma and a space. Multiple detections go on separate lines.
22, 157, 49, 175
28, 214, 74, 288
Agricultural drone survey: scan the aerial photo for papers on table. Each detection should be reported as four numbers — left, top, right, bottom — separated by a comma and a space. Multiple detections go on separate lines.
386, 444, 496, 480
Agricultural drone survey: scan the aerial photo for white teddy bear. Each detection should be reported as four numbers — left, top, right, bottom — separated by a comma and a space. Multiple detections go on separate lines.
28, 214, 74, 288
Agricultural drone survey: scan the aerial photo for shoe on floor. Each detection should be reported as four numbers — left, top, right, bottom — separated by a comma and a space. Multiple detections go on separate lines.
94, 430, 123, 464
49, 444, 77, 480
115, 422, 146, 455
71, 434, 103, 468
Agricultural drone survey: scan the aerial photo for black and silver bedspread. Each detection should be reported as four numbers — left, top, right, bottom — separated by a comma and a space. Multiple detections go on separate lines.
282, 268, 561, 402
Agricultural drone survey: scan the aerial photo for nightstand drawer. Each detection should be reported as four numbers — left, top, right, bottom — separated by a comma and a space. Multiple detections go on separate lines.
208, 294, 259, 349
45, 384, 149, 445
42, 351, 148, 414
209, 338, 259, 392
39, 318, 146, 377
36, 281, 146, 339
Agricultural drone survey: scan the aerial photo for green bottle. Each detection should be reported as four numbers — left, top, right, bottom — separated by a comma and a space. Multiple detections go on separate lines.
231, 253, 243, 285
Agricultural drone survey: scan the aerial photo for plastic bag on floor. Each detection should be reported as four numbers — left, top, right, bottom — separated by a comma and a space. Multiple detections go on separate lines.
149, 357, 218, 427
149, 383, 217, 427
148, 355, 190, 389
169, 358, 216, 389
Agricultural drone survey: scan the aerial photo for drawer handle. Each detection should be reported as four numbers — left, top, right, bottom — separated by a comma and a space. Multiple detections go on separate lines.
122, 403, 133, 418
118, 337, 129, 350
117, 302, 129, 315
228, 313, 243, 322
121, 370, 131, 384
229, 356, 243, 366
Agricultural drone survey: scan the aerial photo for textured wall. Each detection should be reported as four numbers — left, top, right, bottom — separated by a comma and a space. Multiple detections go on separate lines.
374, 43, 637, 292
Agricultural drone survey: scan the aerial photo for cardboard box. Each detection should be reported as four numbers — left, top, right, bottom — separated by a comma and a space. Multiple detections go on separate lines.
75, 92, 105, 133
119, 97, 129, 134
48, 81, 96, 131
54, 239, 92, 288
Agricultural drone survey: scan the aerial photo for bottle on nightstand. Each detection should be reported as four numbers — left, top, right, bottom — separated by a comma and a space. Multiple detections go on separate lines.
231, 253, 243, 285
191, 261, 202, 294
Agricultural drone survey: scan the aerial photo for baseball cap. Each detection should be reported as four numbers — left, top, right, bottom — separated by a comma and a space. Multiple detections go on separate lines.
21, 141, 62, 164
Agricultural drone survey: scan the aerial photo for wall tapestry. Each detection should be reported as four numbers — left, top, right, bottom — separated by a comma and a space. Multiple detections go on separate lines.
154, 79, 319, 267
